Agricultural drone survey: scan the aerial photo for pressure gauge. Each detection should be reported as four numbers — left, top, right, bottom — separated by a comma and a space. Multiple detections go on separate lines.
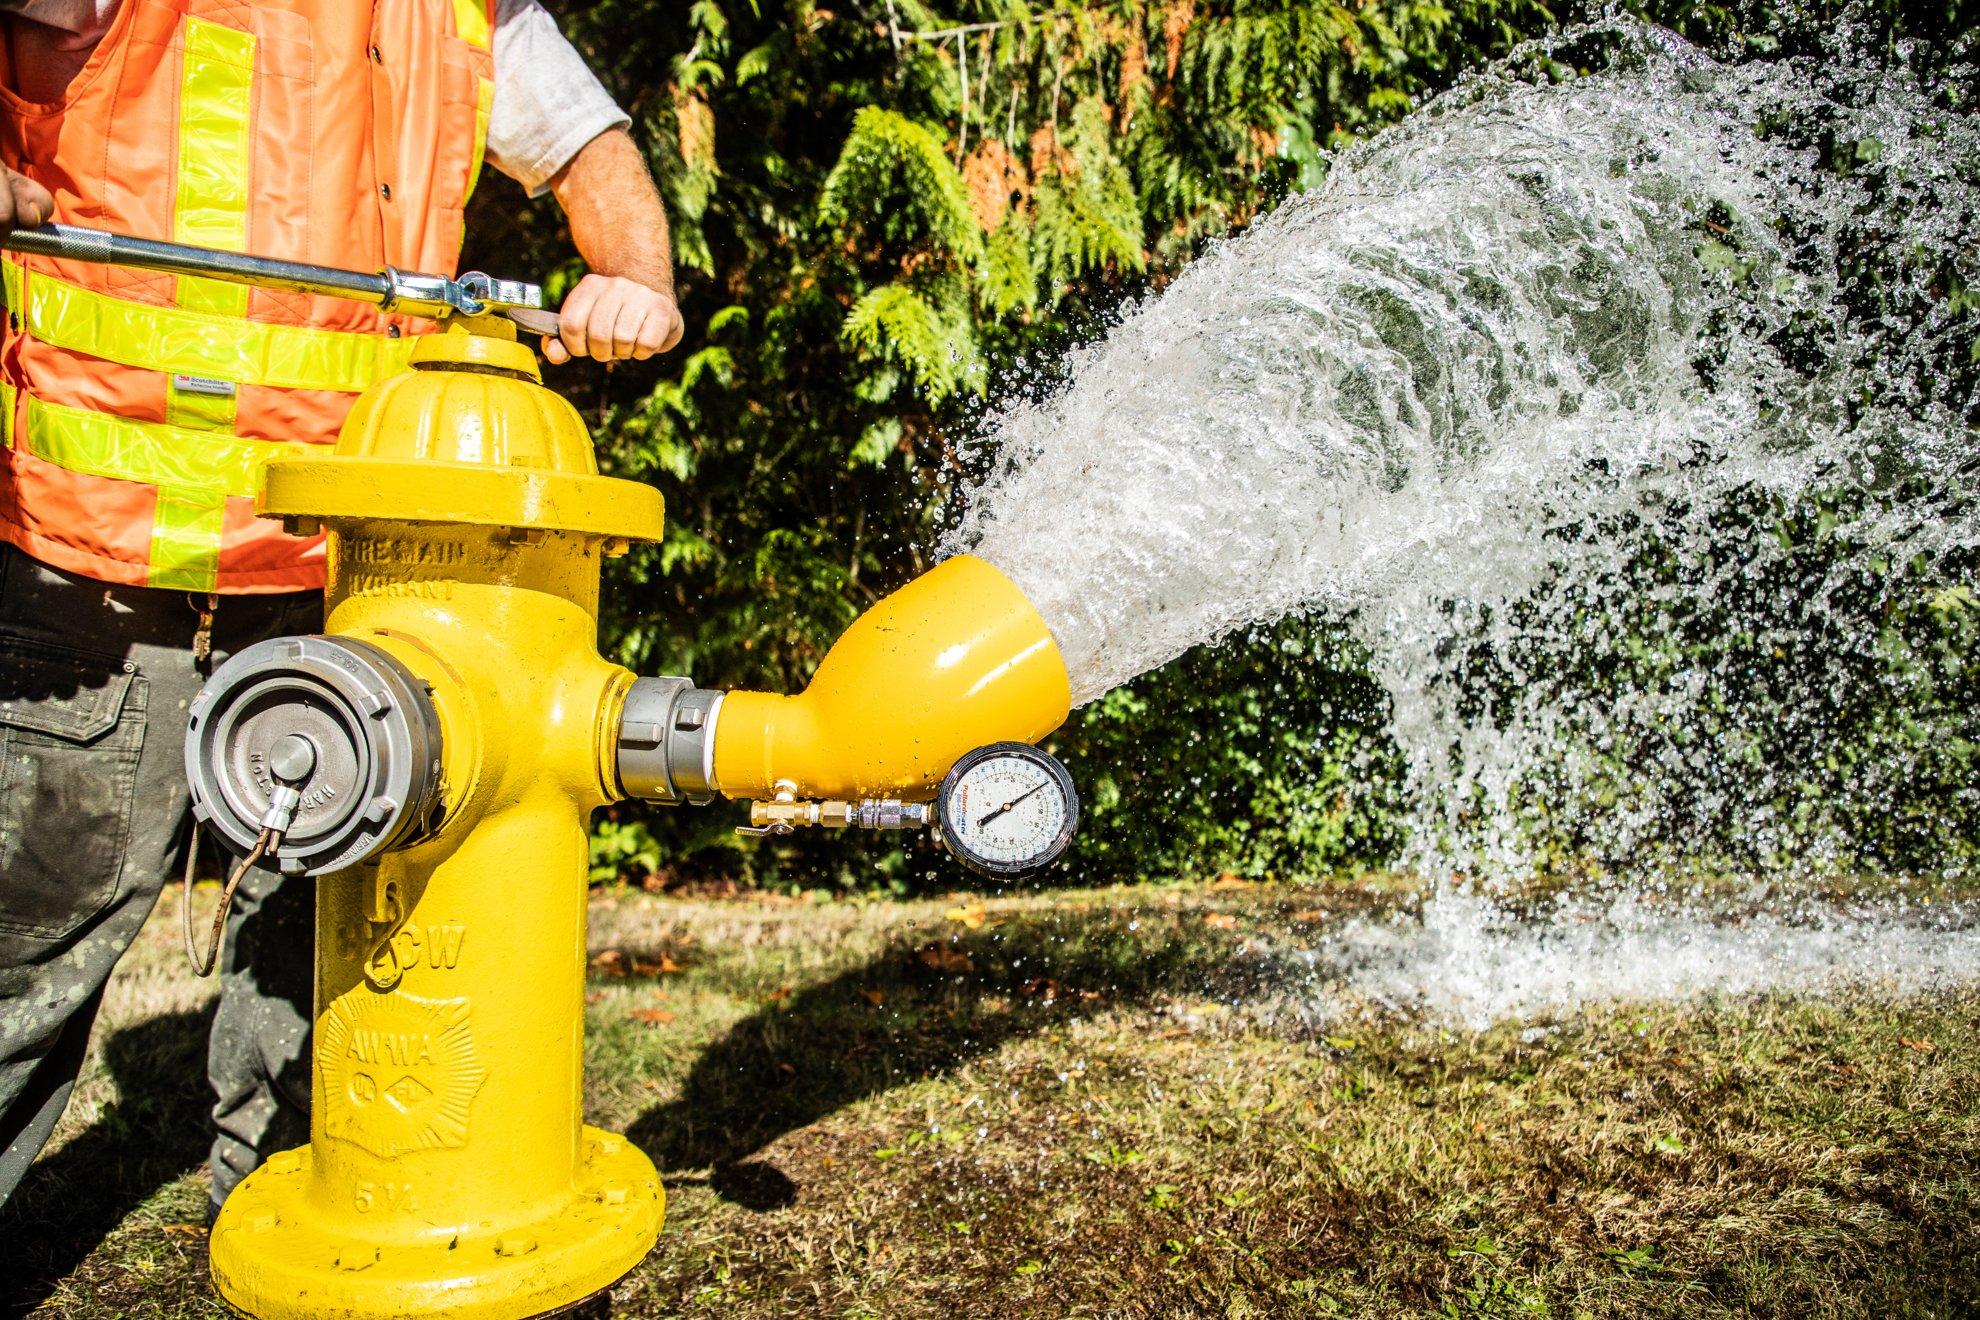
935, 742, 1079, 879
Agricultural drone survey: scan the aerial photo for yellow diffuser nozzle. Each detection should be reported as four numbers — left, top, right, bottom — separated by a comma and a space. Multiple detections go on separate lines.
712, 555, 1071, 800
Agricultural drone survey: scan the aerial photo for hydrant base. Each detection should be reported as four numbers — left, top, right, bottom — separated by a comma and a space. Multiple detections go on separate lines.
210, 1127, 664, 1320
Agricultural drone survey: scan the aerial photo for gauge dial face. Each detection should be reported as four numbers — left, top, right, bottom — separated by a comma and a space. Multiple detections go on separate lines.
937, 743, 1078, 878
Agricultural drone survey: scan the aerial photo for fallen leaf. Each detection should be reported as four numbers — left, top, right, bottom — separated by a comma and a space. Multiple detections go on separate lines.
584, 991, 607, 1006
1020, 977, 1062, 1002
1289, 909, 1330, 924
944, 903, 988, 929
631, 953, 686, 976
1203, 913, 1239, 930
916, 942, 975, 974
1210, 872, 1248, 889
1898, 1037, 1936, 1053
160, 1223, 205, 1236
766, 985, 792, 1002
860, 988, 886, 1007
629, 1008, 676, 1025
589, 949, 627, 977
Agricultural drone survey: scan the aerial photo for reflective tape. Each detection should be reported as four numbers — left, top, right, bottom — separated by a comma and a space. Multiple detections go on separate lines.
466, 75, 494, 204
18, 392, 293, 496
147, 487, 228, 591
5, 259, 420, 394
175, 18, 257, 318
10, 392, 305, 592
451, 0, 492, 48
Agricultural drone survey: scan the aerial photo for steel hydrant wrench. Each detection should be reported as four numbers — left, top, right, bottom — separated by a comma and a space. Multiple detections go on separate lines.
2, 222, 564, 337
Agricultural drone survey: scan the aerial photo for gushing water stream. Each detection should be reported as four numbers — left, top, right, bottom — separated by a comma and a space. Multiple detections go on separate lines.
947, 21, 1980, 1022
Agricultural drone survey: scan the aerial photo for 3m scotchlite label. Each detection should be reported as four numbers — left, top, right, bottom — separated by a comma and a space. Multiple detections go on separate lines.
166, 376, 239, 433
174, 17, 257, 319
11, 263, 419, 393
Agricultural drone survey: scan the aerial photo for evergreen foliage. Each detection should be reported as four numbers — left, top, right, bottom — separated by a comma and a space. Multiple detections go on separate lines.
464, 0, 1980, 890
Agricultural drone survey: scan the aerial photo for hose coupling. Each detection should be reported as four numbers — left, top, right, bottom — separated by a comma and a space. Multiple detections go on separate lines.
186, 635, 444, 876
617, 676, 723, 805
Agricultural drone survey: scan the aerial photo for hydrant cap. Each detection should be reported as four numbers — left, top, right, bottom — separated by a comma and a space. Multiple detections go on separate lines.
185, 635, 445, 875
256, 326, 666, 542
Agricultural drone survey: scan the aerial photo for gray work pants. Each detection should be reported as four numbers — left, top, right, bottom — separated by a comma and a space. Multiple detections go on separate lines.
0, 544, 319, 1210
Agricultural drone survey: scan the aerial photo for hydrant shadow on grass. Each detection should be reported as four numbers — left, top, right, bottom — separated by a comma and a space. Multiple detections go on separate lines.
626, 904, 1264, 1211
0, 1004, 215, 1313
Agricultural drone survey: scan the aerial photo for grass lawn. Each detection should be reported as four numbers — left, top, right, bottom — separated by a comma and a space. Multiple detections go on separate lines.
4, 876, 1974, 1317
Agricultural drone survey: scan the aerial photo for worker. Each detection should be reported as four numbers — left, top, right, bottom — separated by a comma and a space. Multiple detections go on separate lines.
0, 0, 683, 1218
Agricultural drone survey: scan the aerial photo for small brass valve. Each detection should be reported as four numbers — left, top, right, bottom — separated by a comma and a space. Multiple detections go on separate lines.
739, 784, 932, 836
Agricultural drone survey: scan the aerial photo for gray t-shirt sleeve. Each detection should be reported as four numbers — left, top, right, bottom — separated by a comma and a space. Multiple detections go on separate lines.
485, 0, 631, 197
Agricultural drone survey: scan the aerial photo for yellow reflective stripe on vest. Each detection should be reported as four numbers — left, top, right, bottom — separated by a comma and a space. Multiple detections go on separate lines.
14, 393, 304, 592
18, 393, 290, 495
5, 260, 421, 394
465, 75, 494, 205
147, 488, 228, 591
175, 17, 257, 319
451, 0, 492, 48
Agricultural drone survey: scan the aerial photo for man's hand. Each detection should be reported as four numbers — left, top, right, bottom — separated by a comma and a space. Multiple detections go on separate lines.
544, 128, 682, 366
542, 273, 682, 364
2, 166, 54, 240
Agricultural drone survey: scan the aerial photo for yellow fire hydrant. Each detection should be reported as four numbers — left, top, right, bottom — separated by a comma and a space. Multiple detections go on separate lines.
190, 321, 666, 1317
185, 316, 1072, 1318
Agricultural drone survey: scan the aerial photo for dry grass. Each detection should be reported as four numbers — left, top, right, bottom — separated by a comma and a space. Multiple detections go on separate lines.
4, 878, 1974, 1318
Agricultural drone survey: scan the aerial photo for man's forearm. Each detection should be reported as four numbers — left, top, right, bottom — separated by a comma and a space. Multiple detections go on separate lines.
552, 126, 673, 295
538, 127, 683, 364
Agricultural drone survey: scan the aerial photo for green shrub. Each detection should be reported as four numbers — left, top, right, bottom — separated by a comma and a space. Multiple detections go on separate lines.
471, 0, 1978, 889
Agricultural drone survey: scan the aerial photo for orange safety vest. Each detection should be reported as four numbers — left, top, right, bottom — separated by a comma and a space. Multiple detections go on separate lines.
0, 0, 495, 594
